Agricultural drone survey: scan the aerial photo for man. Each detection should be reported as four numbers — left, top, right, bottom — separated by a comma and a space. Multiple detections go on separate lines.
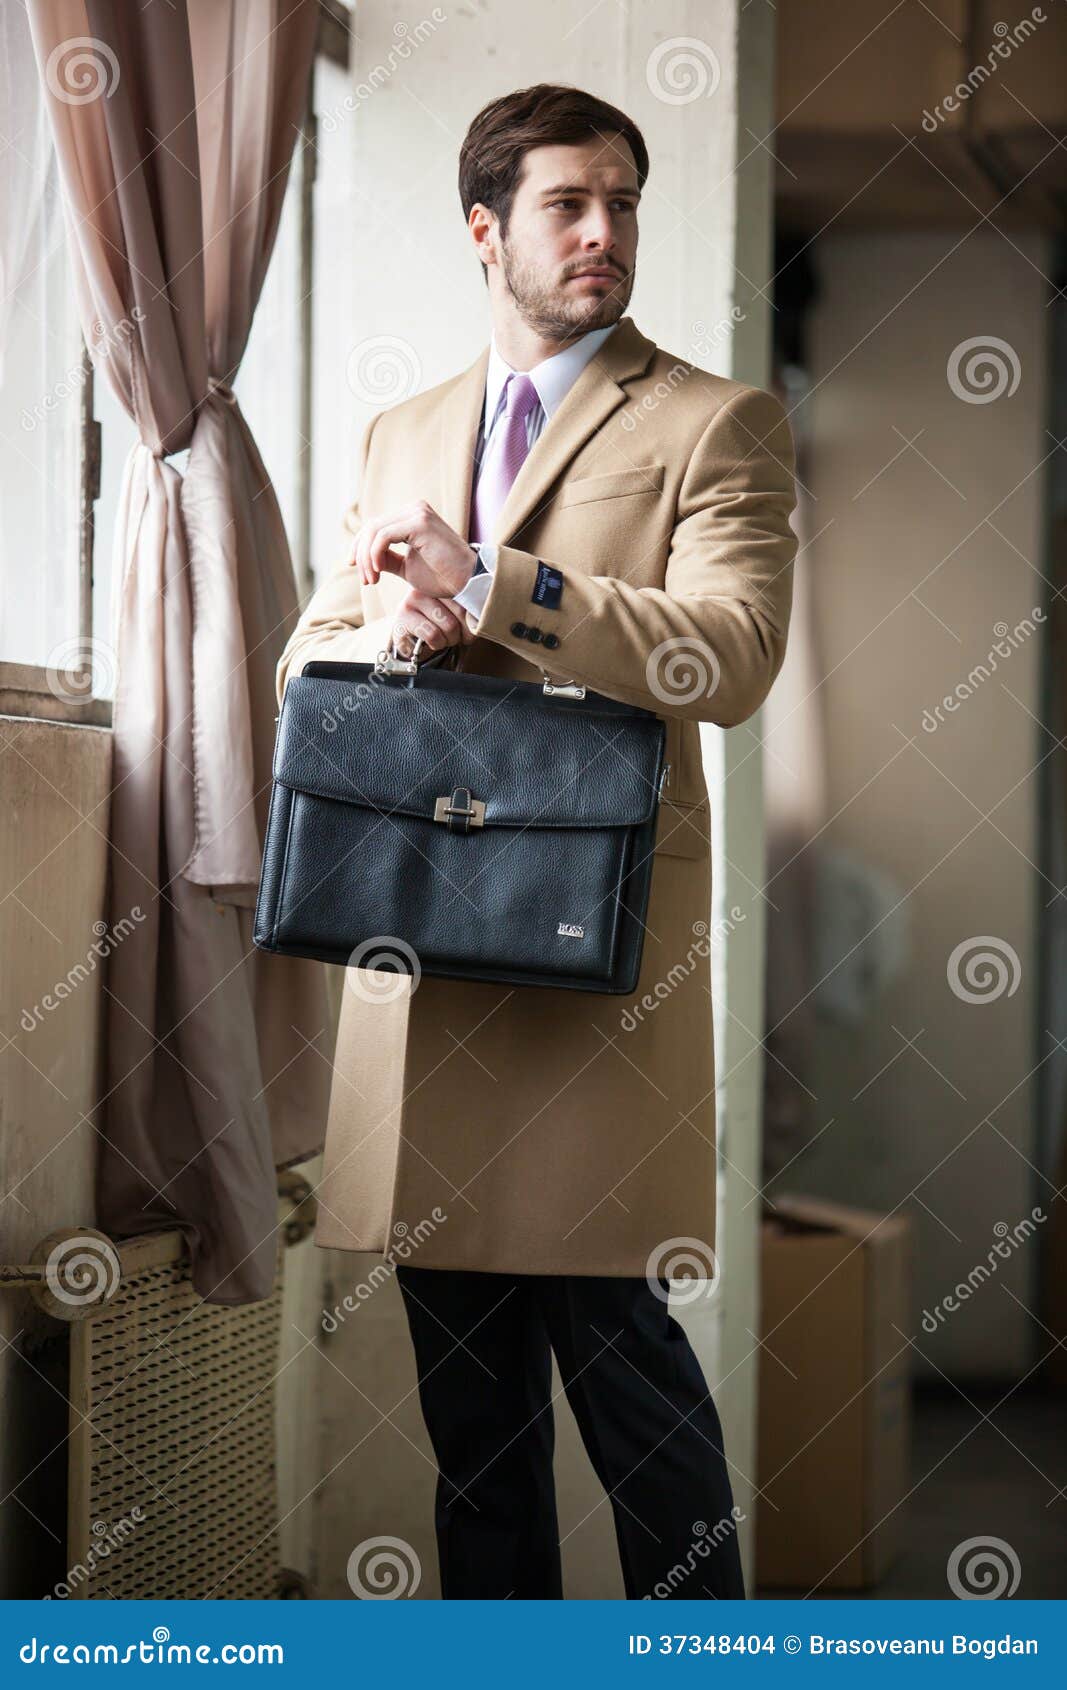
276, 84, 798, 1600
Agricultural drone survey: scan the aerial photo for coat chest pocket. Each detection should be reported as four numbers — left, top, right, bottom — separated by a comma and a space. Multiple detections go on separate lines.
559, 463, 666, 506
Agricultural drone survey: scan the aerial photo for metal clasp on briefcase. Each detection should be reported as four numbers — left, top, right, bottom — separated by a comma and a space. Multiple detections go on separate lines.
433, 786, 486, 831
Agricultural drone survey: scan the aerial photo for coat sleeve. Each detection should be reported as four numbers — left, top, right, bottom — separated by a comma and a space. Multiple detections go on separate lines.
275, 413, 392, 707
465, 384, 799, 725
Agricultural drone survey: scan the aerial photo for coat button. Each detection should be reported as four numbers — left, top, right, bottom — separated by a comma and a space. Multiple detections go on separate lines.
526, 626, 543, 643
510, 621, 528, 637
542, 632, 560, 649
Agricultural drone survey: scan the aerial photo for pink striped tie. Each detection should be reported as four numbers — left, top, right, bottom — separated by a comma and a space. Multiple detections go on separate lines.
469, 372, 541, 544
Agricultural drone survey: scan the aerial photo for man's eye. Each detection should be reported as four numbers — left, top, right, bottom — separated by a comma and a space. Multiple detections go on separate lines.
549, 198, 635, 213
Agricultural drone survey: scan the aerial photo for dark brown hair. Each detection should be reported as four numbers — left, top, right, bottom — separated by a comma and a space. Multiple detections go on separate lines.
458, 83, 649, 250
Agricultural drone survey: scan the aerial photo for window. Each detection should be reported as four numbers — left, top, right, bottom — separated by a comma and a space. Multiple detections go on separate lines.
0, 3, 352, 725
0, 2, 92, 719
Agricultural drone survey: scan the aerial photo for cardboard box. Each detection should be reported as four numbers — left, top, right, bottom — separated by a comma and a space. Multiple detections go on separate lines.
755, 1195, 912, 1590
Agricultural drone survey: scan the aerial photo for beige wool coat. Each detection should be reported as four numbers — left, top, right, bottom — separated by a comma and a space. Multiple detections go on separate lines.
275, 316, 798, 1276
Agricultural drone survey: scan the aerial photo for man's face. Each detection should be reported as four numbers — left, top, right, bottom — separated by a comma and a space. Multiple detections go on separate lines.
489, 133, 640, 341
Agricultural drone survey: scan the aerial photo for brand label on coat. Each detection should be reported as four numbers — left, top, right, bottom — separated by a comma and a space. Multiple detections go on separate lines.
533, 562, 563, 610
557, 922, 584, 938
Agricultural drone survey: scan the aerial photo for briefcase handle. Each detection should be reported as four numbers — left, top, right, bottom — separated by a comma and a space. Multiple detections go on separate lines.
373, 633, 585, 700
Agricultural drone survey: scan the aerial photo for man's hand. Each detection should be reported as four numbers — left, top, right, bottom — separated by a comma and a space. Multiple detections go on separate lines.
389, 587, 474, 659
354, 501, 476, 599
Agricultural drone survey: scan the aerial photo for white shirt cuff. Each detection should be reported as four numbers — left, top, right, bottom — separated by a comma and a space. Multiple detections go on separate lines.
453, 543, 498, 625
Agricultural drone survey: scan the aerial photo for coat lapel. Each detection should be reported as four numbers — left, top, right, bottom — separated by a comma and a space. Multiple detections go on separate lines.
437, 317, 657, 547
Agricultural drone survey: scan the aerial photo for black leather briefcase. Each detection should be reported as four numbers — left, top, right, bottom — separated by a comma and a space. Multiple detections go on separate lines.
253, 646, 668, 995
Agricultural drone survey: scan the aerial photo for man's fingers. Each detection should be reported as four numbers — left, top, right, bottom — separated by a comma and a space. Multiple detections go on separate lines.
353, 518, 380, 579
367, 507, 432, 577
393, 590, 465, 654
353, 516, 407, 582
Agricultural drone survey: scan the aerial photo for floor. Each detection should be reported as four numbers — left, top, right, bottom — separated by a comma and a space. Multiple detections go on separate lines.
755, 1380, 1067, 1601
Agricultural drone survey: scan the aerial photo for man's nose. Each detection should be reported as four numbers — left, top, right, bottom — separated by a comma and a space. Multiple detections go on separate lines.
579, 209, 617, 253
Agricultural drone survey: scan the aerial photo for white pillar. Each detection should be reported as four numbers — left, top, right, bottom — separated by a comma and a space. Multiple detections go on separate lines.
315, 0, 780, 1597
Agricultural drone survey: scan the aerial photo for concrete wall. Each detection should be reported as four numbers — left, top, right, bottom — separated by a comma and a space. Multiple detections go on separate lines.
779, 227, 1049, 1378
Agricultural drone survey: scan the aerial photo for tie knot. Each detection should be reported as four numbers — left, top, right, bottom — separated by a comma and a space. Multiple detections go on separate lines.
504, 372, 540, 422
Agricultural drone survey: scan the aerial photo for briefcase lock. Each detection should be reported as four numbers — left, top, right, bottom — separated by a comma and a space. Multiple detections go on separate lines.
433, 786, 486, 831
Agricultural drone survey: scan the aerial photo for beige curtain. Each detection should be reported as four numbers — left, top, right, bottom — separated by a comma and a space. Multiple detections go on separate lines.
28, 0, 331, 1303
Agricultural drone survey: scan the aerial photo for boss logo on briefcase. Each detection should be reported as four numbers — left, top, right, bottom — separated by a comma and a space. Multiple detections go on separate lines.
557, 922, 584, 938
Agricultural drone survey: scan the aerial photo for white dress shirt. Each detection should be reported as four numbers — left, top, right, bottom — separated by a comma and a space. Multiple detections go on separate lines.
453, 322, 619, 627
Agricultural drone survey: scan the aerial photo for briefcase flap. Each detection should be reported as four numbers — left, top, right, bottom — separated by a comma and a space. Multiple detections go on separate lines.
275, 669, 665, 830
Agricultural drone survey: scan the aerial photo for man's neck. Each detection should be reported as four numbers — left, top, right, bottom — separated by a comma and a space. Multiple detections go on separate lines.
489, 314, 607, 371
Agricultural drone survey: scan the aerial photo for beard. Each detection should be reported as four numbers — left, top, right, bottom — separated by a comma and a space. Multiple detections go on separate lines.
500, 236, 633, 342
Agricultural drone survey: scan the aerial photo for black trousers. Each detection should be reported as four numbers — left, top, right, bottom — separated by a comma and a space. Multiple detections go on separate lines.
395, 1265, 746, 1600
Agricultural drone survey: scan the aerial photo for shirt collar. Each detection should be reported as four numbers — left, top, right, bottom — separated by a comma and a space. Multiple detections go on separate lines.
483, 321, 619, 430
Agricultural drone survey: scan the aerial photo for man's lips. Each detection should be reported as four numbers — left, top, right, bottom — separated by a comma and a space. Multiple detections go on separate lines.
568, 269, 622, 282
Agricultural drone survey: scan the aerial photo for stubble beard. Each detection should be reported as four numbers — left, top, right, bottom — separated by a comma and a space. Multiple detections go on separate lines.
499, 235, 633, 344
